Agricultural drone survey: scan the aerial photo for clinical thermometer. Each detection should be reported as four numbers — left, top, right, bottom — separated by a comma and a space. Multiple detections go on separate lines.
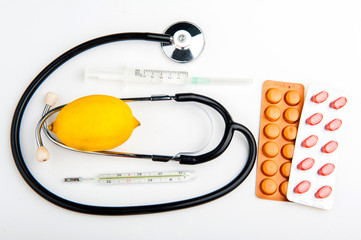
64, 171, 195, 184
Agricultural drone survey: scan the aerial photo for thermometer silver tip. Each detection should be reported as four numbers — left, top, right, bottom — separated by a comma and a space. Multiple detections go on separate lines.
64, 177, 83, 182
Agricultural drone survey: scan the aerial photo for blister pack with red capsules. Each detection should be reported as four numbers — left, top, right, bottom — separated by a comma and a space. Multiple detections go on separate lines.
287, 83, 348, 209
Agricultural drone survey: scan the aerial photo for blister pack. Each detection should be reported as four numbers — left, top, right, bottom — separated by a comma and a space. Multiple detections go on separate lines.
286, 83, 347, 209
256, 80, 305, 201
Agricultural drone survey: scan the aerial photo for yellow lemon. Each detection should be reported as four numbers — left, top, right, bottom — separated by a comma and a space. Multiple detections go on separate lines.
50, 95, 140, 151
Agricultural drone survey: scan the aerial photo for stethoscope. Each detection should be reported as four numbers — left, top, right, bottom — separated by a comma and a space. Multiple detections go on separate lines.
11, 22, 257, 215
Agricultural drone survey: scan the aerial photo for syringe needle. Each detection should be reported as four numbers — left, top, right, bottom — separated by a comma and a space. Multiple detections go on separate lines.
190, 77, 253, 85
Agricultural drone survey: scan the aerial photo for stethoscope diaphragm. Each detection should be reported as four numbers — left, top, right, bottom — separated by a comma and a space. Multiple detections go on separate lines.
161, 21, 205, 63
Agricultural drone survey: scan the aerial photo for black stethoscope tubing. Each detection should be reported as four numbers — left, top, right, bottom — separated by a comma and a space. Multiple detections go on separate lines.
10, 32, 257, 215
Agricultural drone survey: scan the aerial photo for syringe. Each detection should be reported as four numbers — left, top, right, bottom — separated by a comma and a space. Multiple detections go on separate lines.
64, 171, 195, 185
85, 66, 252, 85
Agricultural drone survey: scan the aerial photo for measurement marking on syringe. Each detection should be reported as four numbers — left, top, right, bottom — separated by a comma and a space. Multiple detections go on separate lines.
142, 69, 188, 76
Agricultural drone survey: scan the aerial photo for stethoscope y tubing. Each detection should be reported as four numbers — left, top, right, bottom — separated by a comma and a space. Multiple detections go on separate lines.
11, 32, 257, 215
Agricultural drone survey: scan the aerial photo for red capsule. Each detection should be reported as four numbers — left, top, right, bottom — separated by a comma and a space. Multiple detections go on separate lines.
318, 163, 335, 176
302, 135, 318, 148
297, 158, 315, 171
315, 186, 332, 199
321, 141, 338, 153
294, 180, 311, 194
330, 97, 347, 109
325, 119, 342, 131
311, 91, 329, 103
306, 113, 323, 126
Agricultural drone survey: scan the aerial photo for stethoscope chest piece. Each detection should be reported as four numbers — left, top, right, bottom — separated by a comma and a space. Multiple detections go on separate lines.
161, 22, 205, 63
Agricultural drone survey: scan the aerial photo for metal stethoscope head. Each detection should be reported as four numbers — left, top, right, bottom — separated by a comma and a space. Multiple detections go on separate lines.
161, 22, 205, 63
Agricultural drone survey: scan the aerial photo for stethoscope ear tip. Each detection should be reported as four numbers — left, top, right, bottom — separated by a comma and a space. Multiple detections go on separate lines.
45, 92, 58, 107
36, 146, 50, 162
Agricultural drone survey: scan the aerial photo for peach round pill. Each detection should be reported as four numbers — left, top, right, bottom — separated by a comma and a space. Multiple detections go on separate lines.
261, 160, 278, 176
315, 186, 332, 199
318, 163, 335, 176
283, 108, 300, 123
311, 91, 329, 103
260, 178, 277, 195
279, 181, 289, 196
280, 162, 291, 178
294, 180, 311, 194
264, 123, 280, 139
262, 142, 279, 158
281, 144, 295, 160
282, 126, 297, 141
266, 88, 282, 104
265, 106, 281, 122
284, 90, 301, 106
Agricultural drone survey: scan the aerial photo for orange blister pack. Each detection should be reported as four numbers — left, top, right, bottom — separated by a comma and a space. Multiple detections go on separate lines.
256, 80, 305, 201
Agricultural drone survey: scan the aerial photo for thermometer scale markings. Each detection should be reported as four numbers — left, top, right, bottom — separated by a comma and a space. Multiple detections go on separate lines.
65, 171, 194, 184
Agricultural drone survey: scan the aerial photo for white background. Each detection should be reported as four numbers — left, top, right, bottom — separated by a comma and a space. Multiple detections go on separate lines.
1, 0, 361, 239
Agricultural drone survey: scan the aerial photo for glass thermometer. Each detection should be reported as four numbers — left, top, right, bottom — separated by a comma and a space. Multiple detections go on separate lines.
64, 171, 195, 185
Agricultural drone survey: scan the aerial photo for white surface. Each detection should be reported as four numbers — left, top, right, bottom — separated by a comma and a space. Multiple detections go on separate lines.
1, 0, 360, 239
